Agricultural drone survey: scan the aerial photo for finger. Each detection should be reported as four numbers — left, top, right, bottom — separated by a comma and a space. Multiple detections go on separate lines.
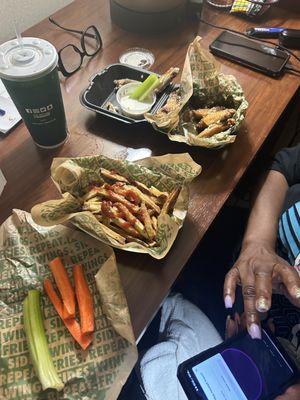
239, 313, 247, 332
267, 318, 275, 334
241, 272, 262, 339
280, 284, 300, 308
224, 267, 239, 309
275, 264, 300, 301
255, 271, 272, 312
225, 316, 238, 339
276, 384, 300, 400
234, 312, 241, 326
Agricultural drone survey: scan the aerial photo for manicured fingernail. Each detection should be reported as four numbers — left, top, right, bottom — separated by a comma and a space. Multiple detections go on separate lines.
256, 297, 269, 312
294, 287, 300, 299
224, 295, 233, 308
249, 323, 262, 339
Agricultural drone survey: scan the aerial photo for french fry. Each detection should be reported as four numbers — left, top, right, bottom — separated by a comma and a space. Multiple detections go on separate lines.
92, 187, 139, 213
150, 186, 168, 200
131, 180, 168, 203
140, 202, 156, 240
94, 215, 126, 244
151, 215, 158, 231
110, 184, 140, 205
160, 187, 180, 216
108, 225, 157, 248
111, 217, 141, 237
82, 200, 102, 213
81, 168, 182, 247
115, 202, 147, 238
123, 185, 161, 214
100, 168, 129, 183
82, 188, 102, 202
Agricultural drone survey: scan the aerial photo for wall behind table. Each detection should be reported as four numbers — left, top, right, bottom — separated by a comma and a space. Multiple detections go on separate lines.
0, 0, 73, 44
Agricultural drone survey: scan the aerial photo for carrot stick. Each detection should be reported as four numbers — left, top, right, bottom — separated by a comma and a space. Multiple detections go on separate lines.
48, 257, 75, 319
73, 264, 94, 335
44, 279, 93, 350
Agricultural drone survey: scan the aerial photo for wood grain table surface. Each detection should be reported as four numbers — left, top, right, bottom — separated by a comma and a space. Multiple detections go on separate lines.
0, 0, 299, 339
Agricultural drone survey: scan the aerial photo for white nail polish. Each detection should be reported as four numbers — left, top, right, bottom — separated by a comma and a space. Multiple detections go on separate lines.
249, 323, 262, 340
225, 295, 233, 308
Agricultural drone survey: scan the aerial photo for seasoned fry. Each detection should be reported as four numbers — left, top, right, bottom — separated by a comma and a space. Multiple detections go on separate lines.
115, 202, 148, 238
92, 186, 139, 213
123, 185, 161, 214
94, 215, 126, 244
151, 216, 158, 231
139, 202, 156, 240
81, 167, 182, 247
82, 188, 102, 202
160, 187, 180, 216
150, 186, 168, 200
100, 168, 129, 183
106, 224, 156, 247
110, 183, 140, 205
82, 200, 102, 213
126, 236, 157, 247
111, 217, 141, 237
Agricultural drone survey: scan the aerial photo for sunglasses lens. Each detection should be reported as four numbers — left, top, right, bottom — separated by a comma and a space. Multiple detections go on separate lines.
60, 45, 82, 74
83, 26, 102, 56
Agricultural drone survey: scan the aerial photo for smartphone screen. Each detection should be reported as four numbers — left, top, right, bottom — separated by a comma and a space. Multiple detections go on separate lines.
210, 31, 289, 75
183, 330, 295, 400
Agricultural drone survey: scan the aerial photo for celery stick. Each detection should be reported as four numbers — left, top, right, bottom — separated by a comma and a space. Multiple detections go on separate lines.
23, 290, 64, 391
130, 74, 159, 101
139, 78, 160, 102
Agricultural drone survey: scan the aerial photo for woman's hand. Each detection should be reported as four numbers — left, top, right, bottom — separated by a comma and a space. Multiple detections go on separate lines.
276, 384, 300, 400
224, 241, 300, 339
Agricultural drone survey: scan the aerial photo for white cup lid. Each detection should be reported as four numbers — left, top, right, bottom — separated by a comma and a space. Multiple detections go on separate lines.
0, 37, 58, 81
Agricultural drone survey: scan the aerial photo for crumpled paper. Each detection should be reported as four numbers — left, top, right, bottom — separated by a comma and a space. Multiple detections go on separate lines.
145, 36, 248, 148
0, 209, 137, 400
31, 153, 201, 259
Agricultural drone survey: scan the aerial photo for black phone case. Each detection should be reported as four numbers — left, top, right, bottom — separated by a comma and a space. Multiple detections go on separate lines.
209, 32, 289, 77
177, 328, 299, 400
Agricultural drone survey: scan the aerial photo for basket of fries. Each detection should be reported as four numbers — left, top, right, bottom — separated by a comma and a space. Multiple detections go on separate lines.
145, 36, 248, 149
31, 153, 201, 259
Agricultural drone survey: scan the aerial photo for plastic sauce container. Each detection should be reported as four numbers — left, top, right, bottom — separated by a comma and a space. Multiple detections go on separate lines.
116, 82, 156, 119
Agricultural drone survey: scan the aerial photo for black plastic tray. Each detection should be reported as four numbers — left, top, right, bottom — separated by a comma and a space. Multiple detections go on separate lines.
80, 63, 173, 124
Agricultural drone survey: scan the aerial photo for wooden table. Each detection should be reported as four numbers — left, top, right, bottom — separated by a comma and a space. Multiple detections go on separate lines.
0, 0, 299, 339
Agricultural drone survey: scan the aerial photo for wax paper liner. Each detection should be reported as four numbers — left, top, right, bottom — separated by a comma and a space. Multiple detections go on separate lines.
31, 153, 201, 259
145, 36, 248, 148
0, 209, 137, 400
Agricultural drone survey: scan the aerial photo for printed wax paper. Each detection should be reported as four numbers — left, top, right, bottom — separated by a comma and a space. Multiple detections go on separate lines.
0, 209, 137, 400
31, 153, 201, 259
145, 36, 248, 148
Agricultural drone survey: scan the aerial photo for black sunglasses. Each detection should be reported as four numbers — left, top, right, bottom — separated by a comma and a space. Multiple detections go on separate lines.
49, 17, 103, 77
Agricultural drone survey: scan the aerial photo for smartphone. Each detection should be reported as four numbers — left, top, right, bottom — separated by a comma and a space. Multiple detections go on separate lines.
178, 329, 299, 400
209, 30, 290, 77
